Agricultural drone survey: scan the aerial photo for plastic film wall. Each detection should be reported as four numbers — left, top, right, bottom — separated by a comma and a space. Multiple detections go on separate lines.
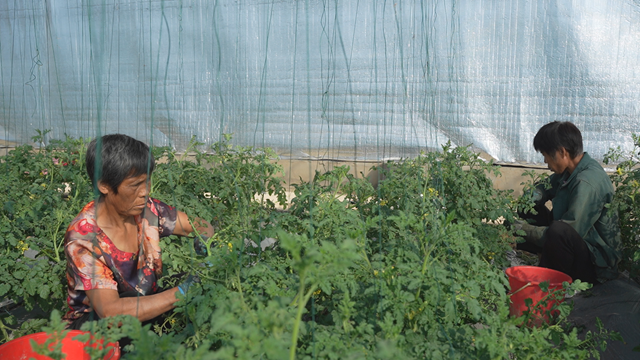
1, 0, 640, 164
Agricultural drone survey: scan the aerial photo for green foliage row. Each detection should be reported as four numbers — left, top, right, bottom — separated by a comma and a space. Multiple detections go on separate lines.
0, 131, 93, 342
0, 132, 620, 359
604, 133, 640, 279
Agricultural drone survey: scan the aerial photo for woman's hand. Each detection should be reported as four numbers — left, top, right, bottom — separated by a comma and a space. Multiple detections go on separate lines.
173, 211, 214, 238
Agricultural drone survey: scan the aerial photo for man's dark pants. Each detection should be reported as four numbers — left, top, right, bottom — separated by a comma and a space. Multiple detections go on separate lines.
517, 202, 598, 284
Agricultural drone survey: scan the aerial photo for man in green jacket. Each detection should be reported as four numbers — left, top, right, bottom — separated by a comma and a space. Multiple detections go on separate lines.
516, 121, 622, 284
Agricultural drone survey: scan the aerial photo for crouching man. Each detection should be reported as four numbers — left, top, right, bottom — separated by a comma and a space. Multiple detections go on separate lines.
515, 121, 622, 284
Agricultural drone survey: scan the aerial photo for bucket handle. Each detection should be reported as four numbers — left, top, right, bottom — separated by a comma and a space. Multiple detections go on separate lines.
106, 350, 115, 360
105, 342, 120, 360
507, 282, 532, 297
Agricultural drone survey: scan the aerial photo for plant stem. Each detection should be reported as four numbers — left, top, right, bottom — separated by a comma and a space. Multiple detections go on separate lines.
289, 291, 305, 360
49, 215, 65, 263
290, 277, 317, 360
235, 269, 245, 302
0, 317, 13, 342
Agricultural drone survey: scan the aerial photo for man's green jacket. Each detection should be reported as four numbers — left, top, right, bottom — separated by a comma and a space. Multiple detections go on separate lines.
526, 152, 622, 282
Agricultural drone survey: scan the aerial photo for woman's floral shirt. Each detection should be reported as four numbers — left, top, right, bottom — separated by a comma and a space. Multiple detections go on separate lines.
63, 198, 177, 320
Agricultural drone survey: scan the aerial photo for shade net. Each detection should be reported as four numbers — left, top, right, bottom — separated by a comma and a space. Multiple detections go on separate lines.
0, 1, 638, 358
2, 0, 640, 166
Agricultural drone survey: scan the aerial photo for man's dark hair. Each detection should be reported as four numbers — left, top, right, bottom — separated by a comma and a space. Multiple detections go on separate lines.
86, 134, 155, 194
533, 121, 583, 159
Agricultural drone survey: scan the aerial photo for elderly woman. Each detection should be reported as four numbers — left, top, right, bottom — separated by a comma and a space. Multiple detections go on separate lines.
63, 134, 213, 329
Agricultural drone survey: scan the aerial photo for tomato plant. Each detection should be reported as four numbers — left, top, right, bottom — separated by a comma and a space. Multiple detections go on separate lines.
0, 131, 93, 341
604, 134, 640, 279
0, 132, 621, 359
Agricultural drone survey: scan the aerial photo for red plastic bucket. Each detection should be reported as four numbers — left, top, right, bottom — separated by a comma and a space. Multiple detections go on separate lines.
506, 266, 572, 324
0, 330, 120, 360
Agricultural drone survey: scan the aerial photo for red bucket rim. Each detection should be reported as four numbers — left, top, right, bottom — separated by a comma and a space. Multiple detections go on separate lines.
0, 330, 102, 344
0, 330, 120, 359
505, 265, 572, 285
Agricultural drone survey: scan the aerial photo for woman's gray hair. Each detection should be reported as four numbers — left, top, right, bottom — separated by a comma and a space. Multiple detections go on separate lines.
86, 134, 155, 194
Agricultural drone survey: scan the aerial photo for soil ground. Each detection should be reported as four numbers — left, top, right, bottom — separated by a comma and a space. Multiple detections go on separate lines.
568, 274, 640, 359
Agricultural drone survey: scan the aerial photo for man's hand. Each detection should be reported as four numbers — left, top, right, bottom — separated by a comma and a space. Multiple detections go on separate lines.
511, 219, 546, 247
512, 219, 526, 233
512, 219, 537, 236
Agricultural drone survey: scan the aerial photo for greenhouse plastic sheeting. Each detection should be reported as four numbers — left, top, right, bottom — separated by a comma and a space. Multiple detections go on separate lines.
1, 0, 640, 163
